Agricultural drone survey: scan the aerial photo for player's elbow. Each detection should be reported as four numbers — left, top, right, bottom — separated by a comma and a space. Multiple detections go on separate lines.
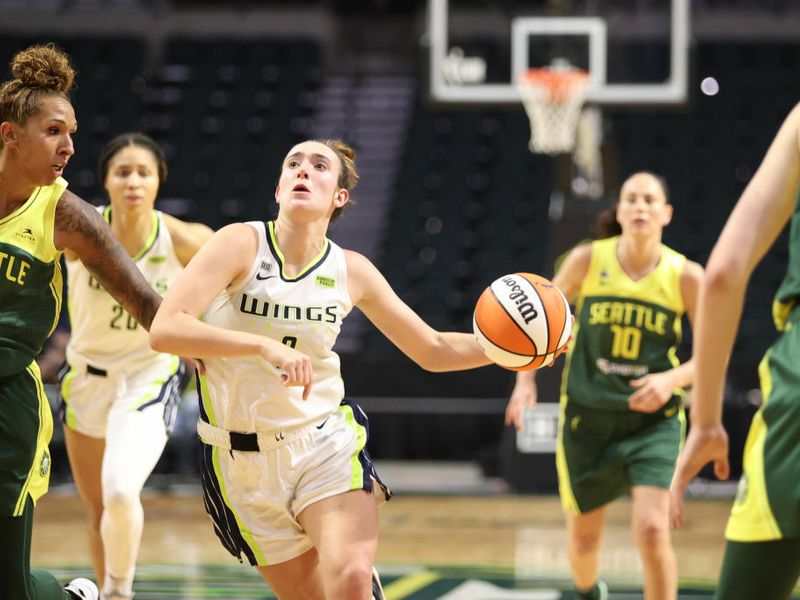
412, 337, 455, 372
703, 260, 748, 295
411, 352, 441, 372
148, 317, 171, 353
418, 360, 447, 373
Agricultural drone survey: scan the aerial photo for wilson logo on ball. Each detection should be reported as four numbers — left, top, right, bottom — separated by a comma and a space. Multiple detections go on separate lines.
473, 272, 572, 370
499, 275, 539, 324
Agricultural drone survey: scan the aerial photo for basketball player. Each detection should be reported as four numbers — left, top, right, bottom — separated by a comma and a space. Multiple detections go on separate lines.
505, 172, 704, 600
149, 139, 492, 599
671, 103, 800, 599
59, 133, 213, 600
0, 45, 162, 600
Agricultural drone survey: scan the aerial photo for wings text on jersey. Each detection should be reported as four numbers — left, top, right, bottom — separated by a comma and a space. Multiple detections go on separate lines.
239, 292, 338, 324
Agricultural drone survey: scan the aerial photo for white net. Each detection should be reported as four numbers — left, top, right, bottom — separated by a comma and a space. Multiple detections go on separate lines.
517, 67, 589, 155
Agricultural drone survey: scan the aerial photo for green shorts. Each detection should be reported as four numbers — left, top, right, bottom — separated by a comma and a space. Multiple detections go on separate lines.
556, 397, 684, 514
0, 361, 53, 516
726, 315, 800, 542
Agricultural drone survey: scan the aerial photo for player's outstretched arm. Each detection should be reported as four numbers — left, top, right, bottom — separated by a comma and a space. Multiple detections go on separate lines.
346, 250, 491, 372
692, 102, 800, 428
54, 190, 162, 330
671, 102, 800, 527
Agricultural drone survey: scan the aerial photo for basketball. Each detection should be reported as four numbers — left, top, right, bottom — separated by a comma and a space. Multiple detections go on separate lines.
473, 272, 572, 370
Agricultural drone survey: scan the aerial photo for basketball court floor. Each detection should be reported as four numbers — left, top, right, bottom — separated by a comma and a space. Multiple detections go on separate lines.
33, 462, 796, 599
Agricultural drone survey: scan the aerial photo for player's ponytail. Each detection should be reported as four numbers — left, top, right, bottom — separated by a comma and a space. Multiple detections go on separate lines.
591, 207, 622, 239
318, 138, 359, 222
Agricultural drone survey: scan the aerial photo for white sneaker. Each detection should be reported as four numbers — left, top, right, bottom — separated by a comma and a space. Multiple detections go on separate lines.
64, 578, 99, 600
371, 567, 385, 600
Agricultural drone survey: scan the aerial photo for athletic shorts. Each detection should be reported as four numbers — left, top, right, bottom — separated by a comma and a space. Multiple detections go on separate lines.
726, 312, 800, 542
0, 361, 52, 516
556, 397, 684, 514
198, 398, 391, 566
58, 355, 183, 438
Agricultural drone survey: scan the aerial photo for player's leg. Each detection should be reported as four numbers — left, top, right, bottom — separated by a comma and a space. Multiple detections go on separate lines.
255, 548, 325, 599
62, 427, 105, 583
60, 367, 114, 584
99, 395, 169, 598
715, 538, 800, 600
624, 400, 682, 600
0, 364, 92, 599
720, 330, 800, 599
556, 402, 622, 598
0, 495, 80, 599
200, 397, 388, 598
630, 485, 676, 600
2, 501, 95, 600
297, 489, 379, 599
254, 491, 378, 599
256, 401, 386, 599
565, 506, 608, 595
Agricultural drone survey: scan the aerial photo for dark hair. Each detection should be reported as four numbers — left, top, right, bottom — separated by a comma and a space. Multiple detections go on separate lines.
0, 44, 75, 150
98, 132, 168, 184
593, 171, 670, 240
632, 171, 670, 203
311, 138, 359, 222
591, 207, 622, 239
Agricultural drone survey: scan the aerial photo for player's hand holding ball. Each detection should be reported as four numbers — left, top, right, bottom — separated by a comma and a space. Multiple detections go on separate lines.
473, 272, 572, 370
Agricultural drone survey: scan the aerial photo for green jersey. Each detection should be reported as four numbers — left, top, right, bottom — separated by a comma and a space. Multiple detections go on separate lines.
0, 177, 66, 377
563, 236, 687, 411
772, 190, 800, 331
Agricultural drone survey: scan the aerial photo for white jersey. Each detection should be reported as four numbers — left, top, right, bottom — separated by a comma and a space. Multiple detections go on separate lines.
200, 221, 352, 432
66, 206, 183, 370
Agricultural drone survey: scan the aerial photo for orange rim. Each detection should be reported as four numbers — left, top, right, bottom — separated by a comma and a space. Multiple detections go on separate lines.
518, 67, 588, 103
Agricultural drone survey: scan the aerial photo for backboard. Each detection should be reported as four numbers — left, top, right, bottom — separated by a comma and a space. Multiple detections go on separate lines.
427, 0, 690, 107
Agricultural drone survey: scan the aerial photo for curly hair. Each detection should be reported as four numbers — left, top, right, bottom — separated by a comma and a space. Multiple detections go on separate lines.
0, 44, 75, 149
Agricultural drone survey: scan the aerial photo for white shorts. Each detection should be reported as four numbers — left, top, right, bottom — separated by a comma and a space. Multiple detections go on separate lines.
198, 398, 390, 566
58, 355, 184, 438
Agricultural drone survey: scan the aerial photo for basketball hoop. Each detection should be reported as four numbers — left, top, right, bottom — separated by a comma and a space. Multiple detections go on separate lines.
517, 66, 589, 155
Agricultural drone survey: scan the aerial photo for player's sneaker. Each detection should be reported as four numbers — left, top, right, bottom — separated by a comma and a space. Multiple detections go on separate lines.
64, 578, 99, 600
578, 580, 608, 600
371, 566, 385, 600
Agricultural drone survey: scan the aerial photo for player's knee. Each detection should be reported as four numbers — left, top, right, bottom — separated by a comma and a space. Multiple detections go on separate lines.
570, 531, 602, 556
103, 487, 141, 518
336, 562, 373, 599
320, 557, 372, 599
633, 515, 670, 549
